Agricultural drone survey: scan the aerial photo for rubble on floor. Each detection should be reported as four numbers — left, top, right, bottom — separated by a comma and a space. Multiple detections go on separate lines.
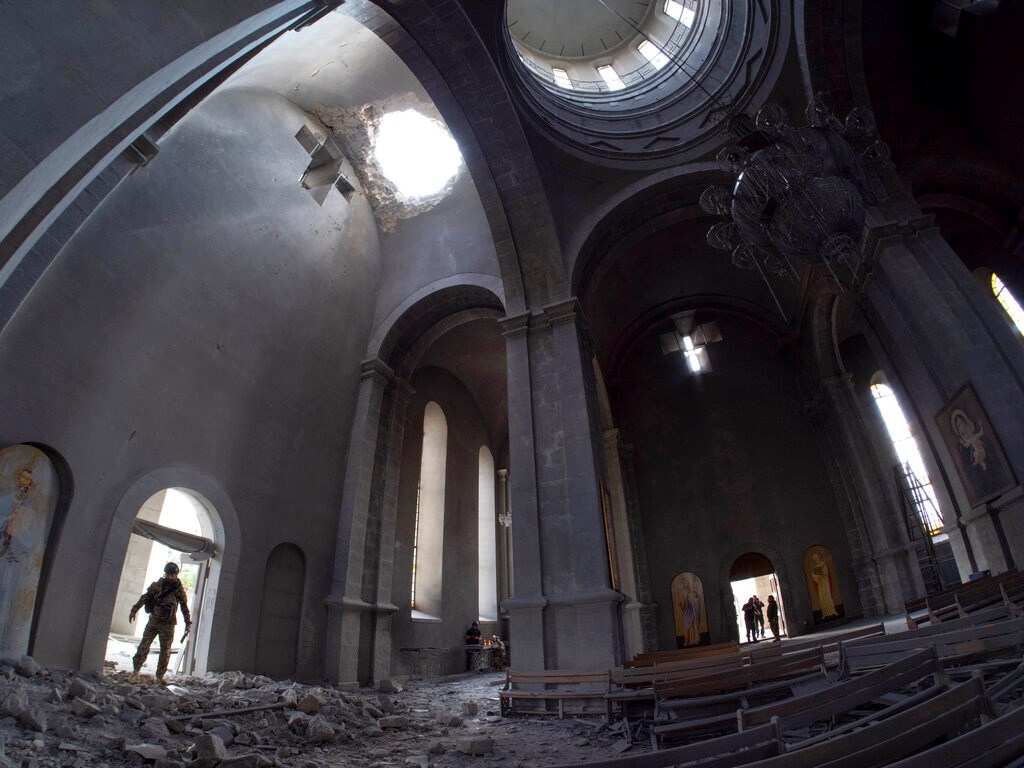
0, 656, 645, 767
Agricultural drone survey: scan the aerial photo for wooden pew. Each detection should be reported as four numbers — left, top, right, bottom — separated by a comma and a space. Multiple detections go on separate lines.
613, 650, 744, 687
652, 648, 939, 747
739, 647, 941, 732
628, 641, 739, 668
649, 672, 825, 746
546, 721, 781, 768
606, 651, 744, 721
961, 570, 1024, 614
499, 668, 610, 718
754, 676, 990, 767
839, 617, 1024, 674
745, 623, 884, 665
905, 570, 1019, 628
654, 647, 826, 703
885, 697, 1024, 768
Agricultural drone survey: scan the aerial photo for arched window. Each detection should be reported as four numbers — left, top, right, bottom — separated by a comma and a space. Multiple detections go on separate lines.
411, 402, 447, 618
991, 273, 1024, 333
478, 446, 497, 622
869, 379, 944, 535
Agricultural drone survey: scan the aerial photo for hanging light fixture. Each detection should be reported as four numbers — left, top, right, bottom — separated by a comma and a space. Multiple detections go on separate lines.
701, 94, 890, 319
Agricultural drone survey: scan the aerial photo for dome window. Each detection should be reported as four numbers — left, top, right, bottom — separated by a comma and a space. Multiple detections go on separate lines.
598, 64, 626, 91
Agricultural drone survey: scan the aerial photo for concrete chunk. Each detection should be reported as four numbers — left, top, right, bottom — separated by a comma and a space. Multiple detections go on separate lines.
125, 743, 168, 760
456, 736, 494, 755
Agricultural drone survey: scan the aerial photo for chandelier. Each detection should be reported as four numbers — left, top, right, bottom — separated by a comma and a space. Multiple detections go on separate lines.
701, 94, 890, 317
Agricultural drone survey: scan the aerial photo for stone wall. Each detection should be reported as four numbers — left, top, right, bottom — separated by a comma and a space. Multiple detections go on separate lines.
612, 314, 861, 646
390, 367, 495, 678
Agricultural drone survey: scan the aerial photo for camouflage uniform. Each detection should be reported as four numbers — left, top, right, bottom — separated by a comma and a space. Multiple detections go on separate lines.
130, 576, 191, 679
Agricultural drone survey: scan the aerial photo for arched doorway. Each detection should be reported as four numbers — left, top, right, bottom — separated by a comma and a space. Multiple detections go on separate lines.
729, 552, 787, 643
107, 488, 217, 676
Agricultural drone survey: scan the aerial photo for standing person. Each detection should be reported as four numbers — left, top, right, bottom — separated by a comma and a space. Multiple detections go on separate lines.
463, 620, 482, 671
741, 598, 758, 643
753, 595, 766, 639
766, 595, 781, 641
128, 562, 191, 685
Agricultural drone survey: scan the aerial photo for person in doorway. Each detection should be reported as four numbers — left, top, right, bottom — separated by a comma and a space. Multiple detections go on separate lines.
753, 595, 766, 639
128, 561, 191, 685
741, 599, 758, 643
766, 595, 781, 642
464, 620, 482, 671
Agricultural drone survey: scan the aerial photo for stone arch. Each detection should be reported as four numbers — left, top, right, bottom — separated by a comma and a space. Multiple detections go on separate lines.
569, 166, 726, 301
717, 542, 797, 639
22, 443, 74, 656
808, 290, 843, 381
83, 467, 241, 673
373, 283, 506, 376
369, 276, 506, 366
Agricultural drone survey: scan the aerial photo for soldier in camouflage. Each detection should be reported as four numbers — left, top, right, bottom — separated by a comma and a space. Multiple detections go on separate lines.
128, 561, 192, 684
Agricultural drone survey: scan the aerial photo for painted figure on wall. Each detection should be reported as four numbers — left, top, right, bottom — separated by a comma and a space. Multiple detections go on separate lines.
0, 445, 58, 656
671, 571, 709, 647
936, 384, 1015, 506
951, 409, 987, 471
802, 546, 843, 623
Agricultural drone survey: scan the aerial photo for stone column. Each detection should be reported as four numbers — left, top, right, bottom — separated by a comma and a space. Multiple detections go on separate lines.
325, 358, 394, 688
500, 301, 624, 670
863, 223, 1024, 573
499, 312, 547, 670
370, 377, 414, 687
496, 469, 511, 605
602, 427, 644, 660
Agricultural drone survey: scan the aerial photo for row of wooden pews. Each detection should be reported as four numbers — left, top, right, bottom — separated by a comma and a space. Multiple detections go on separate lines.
904, 569, 1024, 628
501, 623, 883, 723
539, 602, 1024, 767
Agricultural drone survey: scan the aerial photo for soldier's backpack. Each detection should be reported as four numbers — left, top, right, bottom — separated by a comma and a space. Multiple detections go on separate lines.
144, 581, 178, 617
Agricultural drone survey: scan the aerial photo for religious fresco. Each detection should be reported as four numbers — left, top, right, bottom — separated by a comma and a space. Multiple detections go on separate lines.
935, 383, 1016, 508
803, 545, 844, 623
0, 445, 58, 656
671, 571, 709, 647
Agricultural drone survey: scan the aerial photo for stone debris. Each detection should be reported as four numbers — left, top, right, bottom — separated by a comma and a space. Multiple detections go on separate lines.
0, 661, 636, 768
125, 742, 167, 760
456, 736, 494, 755
70, 697, 101, 718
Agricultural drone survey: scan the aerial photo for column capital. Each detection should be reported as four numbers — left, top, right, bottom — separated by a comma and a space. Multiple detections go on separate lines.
821, 372, 856, 394
501, 596, 548, 612
499, 312, 531, 339
393, 376, 416, 401
360, 357, 394, 385
542, 298, 583, 328
496, 468, 509, 480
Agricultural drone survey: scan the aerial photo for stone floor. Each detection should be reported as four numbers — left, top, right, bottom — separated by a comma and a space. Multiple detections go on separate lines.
0, 659, 640, 768
2, 617, 910, 768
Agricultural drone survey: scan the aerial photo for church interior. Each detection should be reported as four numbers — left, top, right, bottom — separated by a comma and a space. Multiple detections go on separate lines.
3, 0, 1024, 764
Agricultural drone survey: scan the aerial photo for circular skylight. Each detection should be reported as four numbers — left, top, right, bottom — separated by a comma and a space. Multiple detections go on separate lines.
374, 110, 462, 198
500, 1, 789, 167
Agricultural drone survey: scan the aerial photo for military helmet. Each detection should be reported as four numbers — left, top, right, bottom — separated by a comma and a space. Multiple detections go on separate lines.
164, 562, 180, 576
